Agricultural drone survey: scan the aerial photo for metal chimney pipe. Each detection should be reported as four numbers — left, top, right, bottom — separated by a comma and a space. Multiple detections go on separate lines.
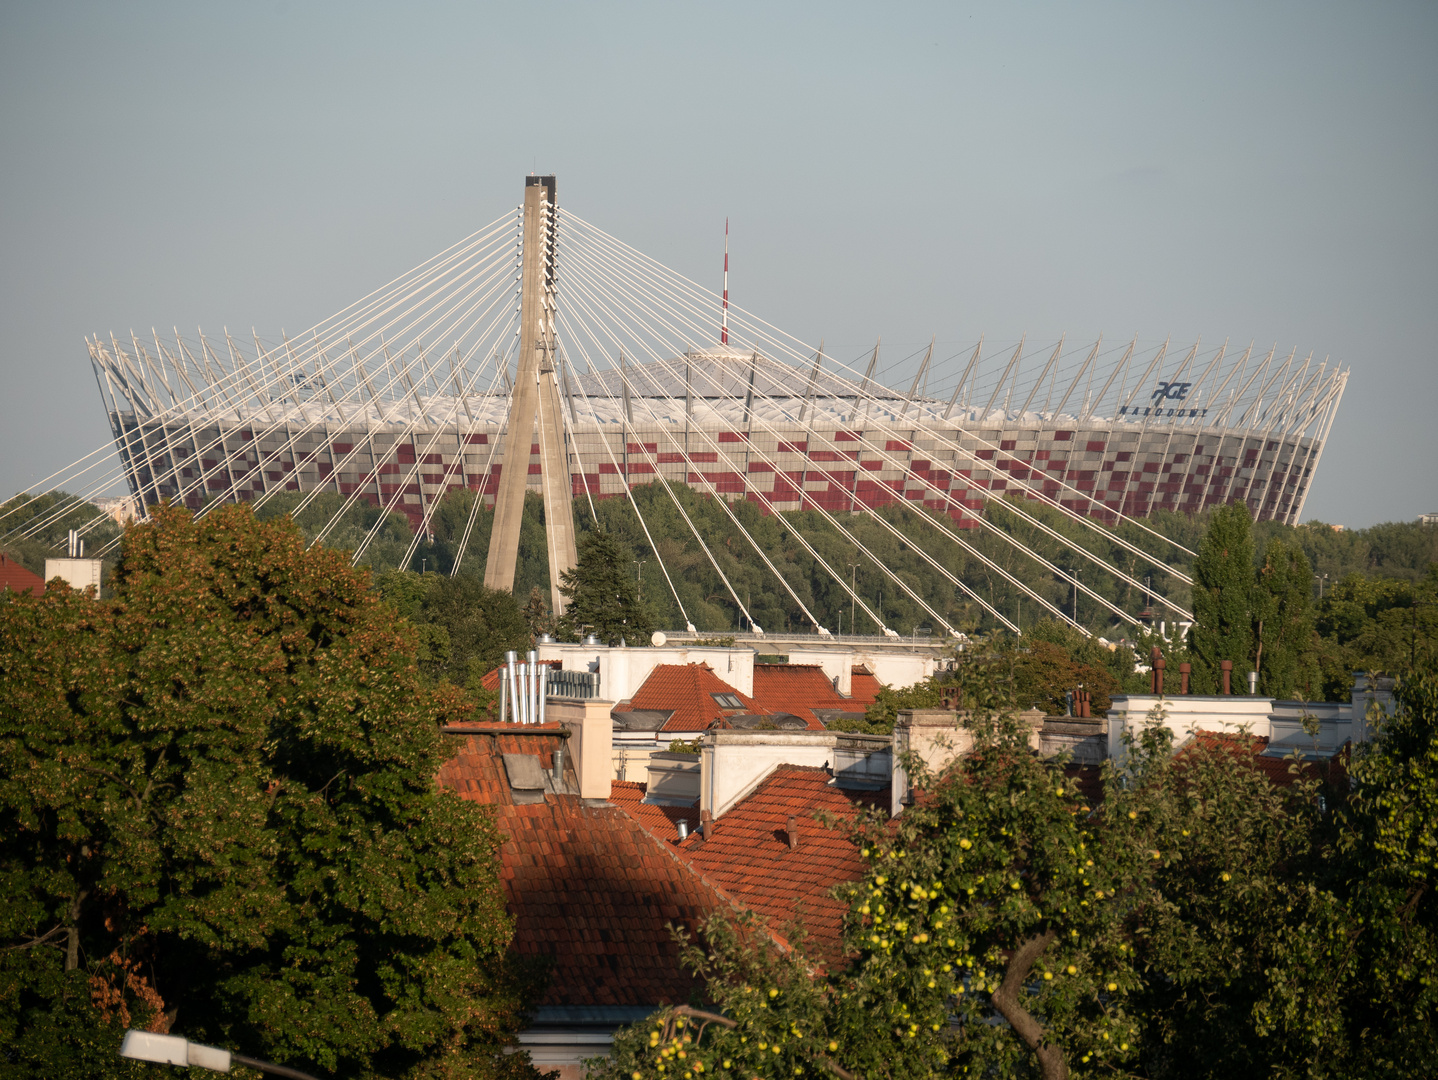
498, 668, 508, 723
519, 662, 530, 724
1248, 670, 1259, 695
676, 820, 689, 841
504, 651, 520, 723
526, 650, 539, 725
537, 663, 549, 725
551, 746, 565, 786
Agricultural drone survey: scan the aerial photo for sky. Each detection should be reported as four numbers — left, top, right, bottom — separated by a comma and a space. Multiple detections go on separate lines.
1, 1, 1434, 527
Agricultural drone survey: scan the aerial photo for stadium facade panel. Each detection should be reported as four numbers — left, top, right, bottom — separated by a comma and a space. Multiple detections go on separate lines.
94, 345, 1343, 532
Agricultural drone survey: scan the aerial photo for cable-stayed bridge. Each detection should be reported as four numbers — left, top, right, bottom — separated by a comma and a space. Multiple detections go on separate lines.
5, 175, 1346, 639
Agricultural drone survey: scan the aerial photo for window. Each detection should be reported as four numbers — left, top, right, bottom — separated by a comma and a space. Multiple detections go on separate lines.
711, 693, 744, 709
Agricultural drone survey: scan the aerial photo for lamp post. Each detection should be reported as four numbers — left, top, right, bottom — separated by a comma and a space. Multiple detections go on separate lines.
849, 563, 859, 636
120, 1030, 319, 1080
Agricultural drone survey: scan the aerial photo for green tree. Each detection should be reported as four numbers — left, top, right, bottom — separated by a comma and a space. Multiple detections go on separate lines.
1252, 537, 1317, 699
1190, 502, 1256, 693
1312, 566, 1438, 697
557, 527, 653, 645
0, 491, 123, 587
596, 653, 1430, 1080
0, 505, 544, 1080
1008, 638, 1121, 717
376, 570, 531, 691
1327, 667, 1438, 1070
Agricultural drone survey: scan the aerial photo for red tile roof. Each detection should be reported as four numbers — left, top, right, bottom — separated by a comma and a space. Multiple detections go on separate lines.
0, 553, 43, 597
436, 728, 728, 1007
625, 663, 766, 732
609, 780, 695, 839
849, 667, 882, 706
751, 664, 850, 729
614, 766, 879, 959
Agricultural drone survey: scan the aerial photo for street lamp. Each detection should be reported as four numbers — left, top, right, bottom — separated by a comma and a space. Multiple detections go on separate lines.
119, 1030, 319, 1080
848, 563, 859, 637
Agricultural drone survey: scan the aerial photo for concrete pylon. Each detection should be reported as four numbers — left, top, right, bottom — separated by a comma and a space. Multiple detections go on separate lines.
484, 175, 579, 614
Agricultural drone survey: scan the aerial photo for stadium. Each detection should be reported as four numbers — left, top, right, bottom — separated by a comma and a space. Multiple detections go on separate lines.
88, 314, 1348, 534
62, 177, 1349, 640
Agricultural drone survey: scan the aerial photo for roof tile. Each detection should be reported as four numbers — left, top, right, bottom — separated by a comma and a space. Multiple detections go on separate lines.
436, 730, 726, 1007
626, 663, 766, 732
612, 766, 879, 959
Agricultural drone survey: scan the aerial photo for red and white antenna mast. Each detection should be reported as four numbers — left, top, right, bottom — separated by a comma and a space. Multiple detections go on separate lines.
721, 218, 729, 346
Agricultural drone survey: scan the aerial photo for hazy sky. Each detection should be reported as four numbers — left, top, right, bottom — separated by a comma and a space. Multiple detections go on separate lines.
2, 1, 1434, 527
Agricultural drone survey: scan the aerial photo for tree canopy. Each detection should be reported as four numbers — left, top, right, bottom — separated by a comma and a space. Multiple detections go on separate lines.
596, 653, 1438, 1080
0, 504, 544, 1080
375, 569, 532, 693
558, 527, 654, 645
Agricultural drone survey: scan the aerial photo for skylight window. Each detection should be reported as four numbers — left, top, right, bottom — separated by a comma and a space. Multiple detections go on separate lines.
711, 692, 745, 710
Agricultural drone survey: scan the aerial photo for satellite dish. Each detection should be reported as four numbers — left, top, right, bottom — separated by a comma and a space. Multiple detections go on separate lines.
651, 631, 668, 647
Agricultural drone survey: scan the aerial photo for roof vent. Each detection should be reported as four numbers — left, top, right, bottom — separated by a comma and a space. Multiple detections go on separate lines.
502, 753, 548, 805
786, 815, 799, 851
676, 819, 689, 841
583, 633, 602, 646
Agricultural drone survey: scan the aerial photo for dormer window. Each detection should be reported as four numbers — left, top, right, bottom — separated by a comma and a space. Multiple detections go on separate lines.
711, 692, 744, 710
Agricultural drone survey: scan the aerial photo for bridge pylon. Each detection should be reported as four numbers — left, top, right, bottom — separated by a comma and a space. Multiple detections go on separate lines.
484, 175, 578, 614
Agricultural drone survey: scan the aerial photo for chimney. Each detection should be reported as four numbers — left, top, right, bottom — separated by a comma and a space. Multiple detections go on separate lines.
1154, 655, 1166, 696
1179, 662, 1191, 695
786, 815, 799, 851
677, 819, 689, 841
1150, 646, 1163, 694
701, 809, 714, 840
1221, 660, 1233, 695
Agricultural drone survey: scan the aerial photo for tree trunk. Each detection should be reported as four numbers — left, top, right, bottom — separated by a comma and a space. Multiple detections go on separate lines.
64, 889, 89, 972
991, 929, 1067, 1080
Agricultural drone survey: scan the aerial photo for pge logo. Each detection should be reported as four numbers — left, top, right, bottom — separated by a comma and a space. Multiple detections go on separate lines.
1151, 381, 1191, 403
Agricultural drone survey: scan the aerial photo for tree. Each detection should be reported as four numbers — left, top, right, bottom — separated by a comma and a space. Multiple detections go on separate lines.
1005, 636, 1121, 717
1252, 537, 1317, 699
0, 504, 545, 1080
557, 527, 653, 645
595, 649, 1438, 1080
1190, 502, 1256, 692
376, 570, 531, 691
1328, 666, 1438, 1070
0, 491, 123, 587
